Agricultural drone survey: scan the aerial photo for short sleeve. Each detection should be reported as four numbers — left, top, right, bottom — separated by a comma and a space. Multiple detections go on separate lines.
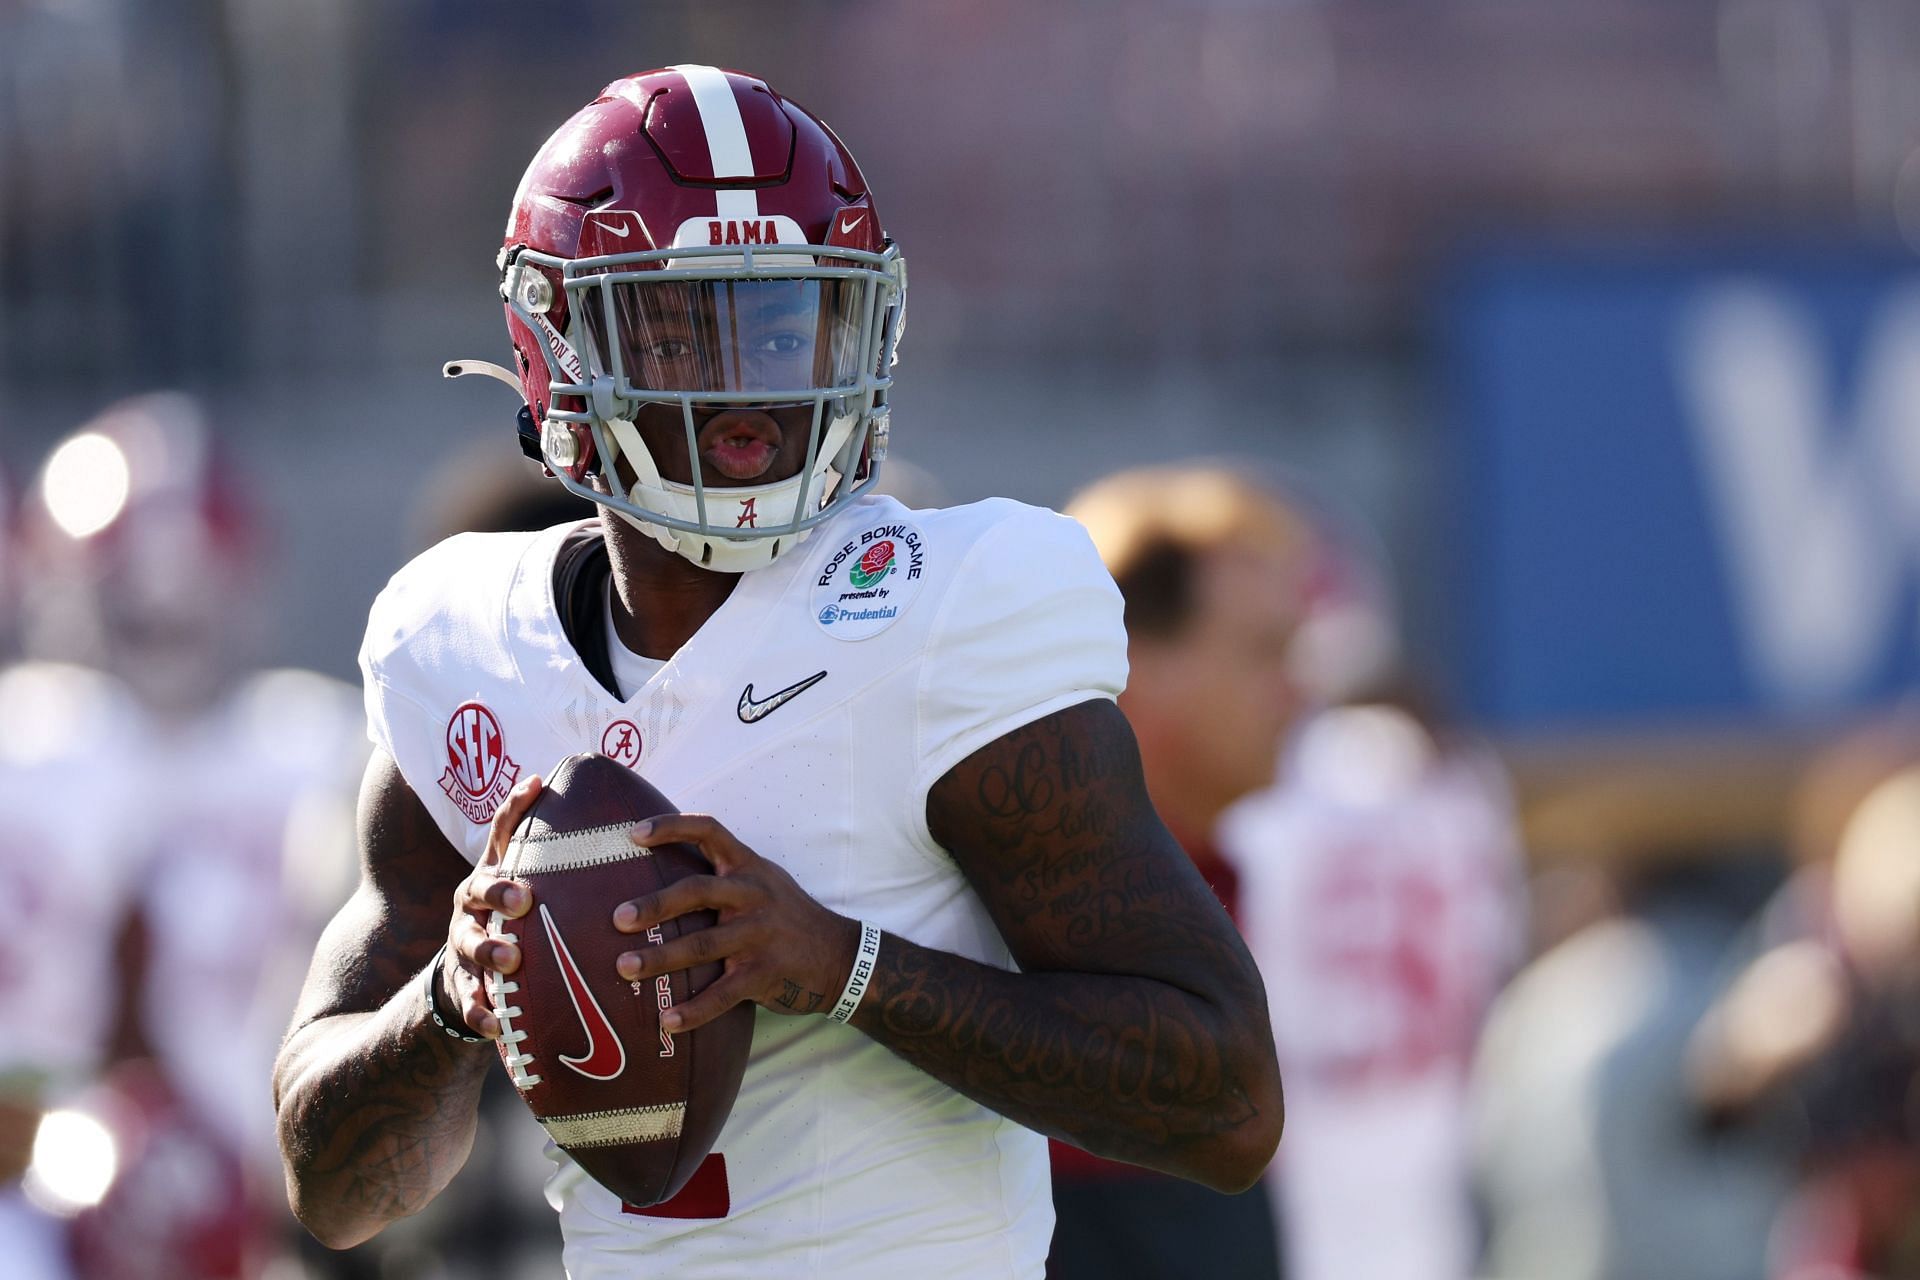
357, 562, 428, 768
357, 631, 399, 764
914, 503, 1128, 797
354, 543, 495, 857
354, 527, 512, 769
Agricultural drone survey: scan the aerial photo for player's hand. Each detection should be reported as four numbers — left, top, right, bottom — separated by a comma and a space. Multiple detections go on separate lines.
612, 814, 860, 1032
438, 774, 543, 1038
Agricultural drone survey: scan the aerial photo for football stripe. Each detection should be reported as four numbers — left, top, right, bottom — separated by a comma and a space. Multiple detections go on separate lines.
542, 1103, 686, 1148
669, 63, 760, 222
506, 822, 655, 876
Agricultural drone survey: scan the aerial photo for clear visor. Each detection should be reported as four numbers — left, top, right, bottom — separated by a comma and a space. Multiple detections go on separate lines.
581, 278, 867, 397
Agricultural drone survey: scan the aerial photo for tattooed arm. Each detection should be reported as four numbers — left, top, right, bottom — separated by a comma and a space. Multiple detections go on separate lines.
867, 697, 1282, 1190
616, 698, 1283, 1192
272, 751, 539, 1249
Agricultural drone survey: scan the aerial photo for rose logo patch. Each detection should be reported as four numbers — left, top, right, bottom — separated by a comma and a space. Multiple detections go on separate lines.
848, 540, 896, 589
811, 520, 925, 640
440, 701, 522, 824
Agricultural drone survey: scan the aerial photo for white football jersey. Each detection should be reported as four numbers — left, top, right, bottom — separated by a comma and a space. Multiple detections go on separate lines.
360, 494, 1127, 1279
128, 668, 368, 1168
0, 663, 145, 1082
1217, 706, 1526, 1280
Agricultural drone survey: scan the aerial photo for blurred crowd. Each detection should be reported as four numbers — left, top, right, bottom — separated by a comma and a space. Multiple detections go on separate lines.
1, 395, 1916, 1280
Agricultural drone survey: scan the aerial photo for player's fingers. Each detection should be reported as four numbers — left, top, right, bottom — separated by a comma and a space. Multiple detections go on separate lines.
658, 969, 753, 1034
432, 945, 501, 1038
611, 874, 751, 933
615, 921, 750, 981
629, 813, 751, 872
462, 983, 502, 1039
451, 911, 520, 975
457, 872, 532, 920
482, 774, 543, 866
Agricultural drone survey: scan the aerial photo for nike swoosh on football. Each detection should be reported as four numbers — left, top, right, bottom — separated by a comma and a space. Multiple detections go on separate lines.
541, 904, 628, 1081
738, 670, 828, 724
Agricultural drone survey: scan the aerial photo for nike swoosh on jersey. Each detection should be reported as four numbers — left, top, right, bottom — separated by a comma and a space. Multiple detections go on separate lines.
737, 670, 828, 724
541, 903, 628, 1080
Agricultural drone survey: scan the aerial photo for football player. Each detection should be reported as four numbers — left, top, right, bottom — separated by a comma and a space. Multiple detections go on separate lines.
1213, 521, 1525, 1280
0, 656, 141, 1280
17, 398, 368, 1276
272, 66, 1284, 1277
0, 452, 142, 1280
1056, 466, 1312, 1279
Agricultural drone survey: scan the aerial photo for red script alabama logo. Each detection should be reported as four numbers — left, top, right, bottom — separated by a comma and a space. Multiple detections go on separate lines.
600, 719, 643, 767
440, 702, 522, 824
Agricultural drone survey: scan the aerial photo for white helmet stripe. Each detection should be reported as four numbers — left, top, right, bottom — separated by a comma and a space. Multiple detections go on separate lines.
669, 64, 761, 223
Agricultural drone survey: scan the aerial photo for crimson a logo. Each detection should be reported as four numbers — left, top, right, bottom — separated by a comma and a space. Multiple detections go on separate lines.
601, 720, 642, 767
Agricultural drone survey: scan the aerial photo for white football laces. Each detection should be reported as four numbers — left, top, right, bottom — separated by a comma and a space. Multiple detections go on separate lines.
487, 913, 542, 1090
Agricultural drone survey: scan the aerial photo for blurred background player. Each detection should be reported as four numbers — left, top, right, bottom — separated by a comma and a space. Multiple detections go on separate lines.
0, 687, 133, 1280
11, 395, 367, 1278
1067, 463, 1527, 1280
1470, 759, 1803, 1280
1057, 464, 1309, 1280
1216, 504, 1526, 1280
1683, 728, 1920, 1280
0, 491, 141, 1280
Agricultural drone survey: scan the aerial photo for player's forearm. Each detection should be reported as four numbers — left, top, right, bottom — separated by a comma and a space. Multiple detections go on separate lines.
273, 990, 492, 1250
849, 935, 1282, 1192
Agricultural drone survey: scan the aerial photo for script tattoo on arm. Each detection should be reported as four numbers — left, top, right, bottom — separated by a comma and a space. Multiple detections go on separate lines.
851, 698, 1284, 1192
272, 751, 492, 1250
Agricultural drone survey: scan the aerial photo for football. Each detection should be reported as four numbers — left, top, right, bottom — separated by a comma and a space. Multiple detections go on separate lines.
488, 752, 754, 1206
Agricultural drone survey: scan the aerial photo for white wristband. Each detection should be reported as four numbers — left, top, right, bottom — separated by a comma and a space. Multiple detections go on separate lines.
828, 921, 882, 1024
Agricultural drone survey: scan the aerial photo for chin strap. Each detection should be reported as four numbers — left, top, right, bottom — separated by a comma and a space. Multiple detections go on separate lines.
442, 355, 859, 571
598, 412, 859, 571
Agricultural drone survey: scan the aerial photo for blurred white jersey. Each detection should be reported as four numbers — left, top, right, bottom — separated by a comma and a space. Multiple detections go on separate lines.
1218, 705, 1525, 1280
0, 663, 145, 1081
127, 668, 367, 1168
361, 494, 1127, 1280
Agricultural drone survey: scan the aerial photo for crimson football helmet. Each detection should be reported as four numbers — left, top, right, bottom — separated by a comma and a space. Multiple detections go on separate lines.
17, 394, 258, 715
448, 65, 907, 572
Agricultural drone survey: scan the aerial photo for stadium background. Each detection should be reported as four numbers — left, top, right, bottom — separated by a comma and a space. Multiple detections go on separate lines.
5, 2, 1920, 1278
